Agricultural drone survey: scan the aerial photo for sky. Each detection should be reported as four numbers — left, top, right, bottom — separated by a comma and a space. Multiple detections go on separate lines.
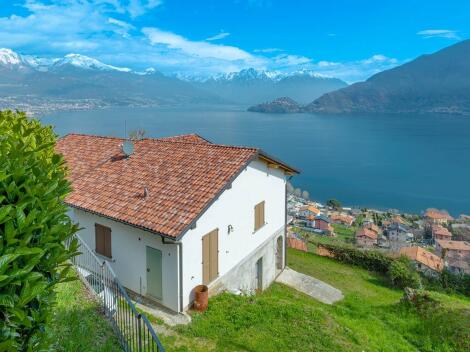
0, 0, 468, 82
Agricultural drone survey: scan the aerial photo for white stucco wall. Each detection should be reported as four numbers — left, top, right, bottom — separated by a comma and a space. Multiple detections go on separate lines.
69, 158, 287, 313
70, 209, 180, 312
180, 159, 287, 309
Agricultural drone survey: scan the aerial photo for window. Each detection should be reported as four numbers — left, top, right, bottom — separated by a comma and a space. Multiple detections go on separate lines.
254, 201, 265, 232
95, 223, 112, 258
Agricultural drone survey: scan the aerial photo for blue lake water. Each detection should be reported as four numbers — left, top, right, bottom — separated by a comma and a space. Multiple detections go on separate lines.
41, 105, 470, 216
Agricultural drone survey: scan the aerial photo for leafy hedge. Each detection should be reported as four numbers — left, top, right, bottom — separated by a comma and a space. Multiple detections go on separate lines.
313, 241, 421, 289
0, 111, 79, 351
424, 270, 470, 296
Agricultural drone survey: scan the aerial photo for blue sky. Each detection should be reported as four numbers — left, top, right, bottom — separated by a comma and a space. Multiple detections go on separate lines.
0, 0, 468, 81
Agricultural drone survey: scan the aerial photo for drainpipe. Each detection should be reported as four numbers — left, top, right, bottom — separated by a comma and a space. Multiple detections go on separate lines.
285, 176, 293, 269
162, 237, 184, 313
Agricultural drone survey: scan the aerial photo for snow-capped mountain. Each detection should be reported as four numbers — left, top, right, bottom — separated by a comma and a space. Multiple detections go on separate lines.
188, 68, 347, 104
0, 48, 347, 109
51, 53, 131, 72
0, 49, 132, 73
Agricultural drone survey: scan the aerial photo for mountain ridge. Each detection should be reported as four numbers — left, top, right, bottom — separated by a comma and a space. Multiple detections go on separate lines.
305, 40, 470, 115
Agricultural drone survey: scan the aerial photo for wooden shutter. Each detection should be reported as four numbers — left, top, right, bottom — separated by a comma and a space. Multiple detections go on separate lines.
254, 201, 265, 232
209, 230, 218, 281
202, 233, 210, 284
95, 223, 112, 258
202, 229, 218, 285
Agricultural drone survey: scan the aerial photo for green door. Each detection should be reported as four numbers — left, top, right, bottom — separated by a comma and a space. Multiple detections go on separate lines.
146, 246, 163, 300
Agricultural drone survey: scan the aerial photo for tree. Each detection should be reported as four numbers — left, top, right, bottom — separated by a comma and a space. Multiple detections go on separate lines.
302, 190, 310, 200
0, 111, 79, 350
128, 128, 146, 141
286, 182, 294, 194
326, 199, 342, 210
294, 188, 302, 197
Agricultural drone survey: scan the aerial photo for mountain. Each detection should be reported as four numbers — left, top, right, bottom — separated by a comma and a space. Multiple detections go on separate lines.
248, 97, 302, 113
305, 40, 470, 115
0, 49, 223, 113
187, 68, 347, 105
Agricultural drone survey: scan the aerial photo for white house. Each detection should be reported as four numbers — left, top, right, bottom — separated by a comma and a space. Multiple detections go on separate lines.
57, 133, 298, 313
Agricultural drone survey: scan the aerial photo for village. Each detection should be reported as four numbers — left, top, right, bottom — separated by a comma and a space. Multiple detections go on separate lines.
287, 188, 470, 277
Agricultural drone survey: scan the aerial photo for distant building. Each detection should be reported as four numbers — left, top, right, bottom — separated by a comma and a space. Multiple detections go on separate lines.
436, 240, 470, 275
330, 213, 354, 227
298, 205, 321, 219
399, 246, 444, 276
364, 222, 381, 235
432, 224, 452, 241
313, 214, 333, 234
386, 223, 414, 251
356, 227, 377, 248
424, 209, 454, 225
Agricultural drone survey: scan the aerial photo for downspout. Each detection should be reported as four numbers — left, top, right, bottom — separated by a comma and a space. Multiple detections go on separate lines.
162, 237, 184, 313
284, 176, 293, 269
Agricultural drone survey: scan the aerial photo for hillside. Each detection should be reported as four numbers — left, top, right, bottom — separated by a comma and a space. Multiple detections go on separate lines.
149, 248, 469, 352
305, 40, 470, 115
248, 97, 302, 113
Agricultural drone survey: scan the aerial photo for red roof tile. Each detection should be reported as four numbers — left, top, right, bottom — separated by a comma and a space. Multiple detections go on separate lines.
57, 133, 296, 238
399, 246, 444, 272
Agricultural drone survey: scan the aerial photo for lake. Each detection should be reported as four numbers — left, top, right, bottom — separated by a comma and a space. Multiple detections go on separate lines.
41, 105, 470, 216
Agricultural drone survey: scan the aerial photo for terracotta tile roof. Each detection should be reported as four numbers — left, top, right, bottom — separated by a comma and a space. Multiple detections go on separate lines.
432, 225, 452, 238
356, 227, 377, 239
57, 133, 297, 238
424, 209, 454, 221
330, 213, 354, 226
307, 206, 320, 215
399, 246, 444, 272
364, 223, 380, 234
436, 240, 470, 251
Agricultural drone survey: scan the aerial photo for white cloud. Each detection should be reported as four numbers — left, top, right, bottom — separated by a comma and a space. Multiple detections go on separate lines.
417, 29, 460, 40
304, 54, 401, 83
127, 0, 163, 18
108, 17, 135, 37
206, 32, 230, 41
253, 48, 283, 53
143, 27, 254, 61
272, 54, 311, 67
0, 1, 401, 81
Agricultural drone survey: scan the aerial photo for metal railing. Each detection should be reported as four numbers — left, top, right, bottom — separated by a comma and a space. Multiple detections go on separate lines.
65, 234, 165, 352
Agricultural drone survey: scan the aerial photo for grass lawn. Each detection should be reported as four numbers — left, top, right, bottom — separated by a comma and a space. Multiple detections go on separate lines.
47, 275, 121, 352
154, 249, 469, 352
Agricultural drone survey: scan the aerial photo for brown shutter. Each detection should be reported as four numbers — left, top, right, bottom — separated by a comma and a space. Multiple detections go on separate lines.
202, 229, 219, 285
210, 230, 218, 280
254, 201, 265, 232
202, 233, 210, 284
95, 224, 111, 258
104, 227, 112, 258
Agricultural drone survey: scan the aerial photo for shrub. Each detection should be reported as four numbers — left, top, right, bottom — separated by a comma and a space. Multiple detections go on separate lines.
314, 242, 393, 274
0, 111, 79, 351
400, 288, 439, 313
388, 256, 421, 289
314, 242, 422, 289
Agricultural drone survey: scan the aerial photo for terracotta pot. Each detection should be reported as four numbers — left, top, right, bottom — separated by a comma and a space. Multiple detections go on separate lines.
193, 285, 209, 312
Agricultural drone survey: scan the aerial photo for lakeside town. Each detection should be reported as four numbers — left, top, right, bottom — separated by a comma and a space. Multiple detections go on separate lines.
287, 185, 470, 276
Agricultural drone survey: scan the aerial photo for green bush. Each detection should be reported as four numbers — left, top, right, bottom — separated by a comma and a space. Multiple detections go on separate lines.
388, 256, 421, 289
0, 111, 79, 351
314, 242, 423, 289
314, 242, 393, 274
424, 270, 470, 296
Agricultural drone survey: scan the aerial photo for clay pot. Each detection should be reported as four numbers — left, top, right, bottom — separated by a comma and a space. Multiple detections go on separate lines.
193, 285, 209, 312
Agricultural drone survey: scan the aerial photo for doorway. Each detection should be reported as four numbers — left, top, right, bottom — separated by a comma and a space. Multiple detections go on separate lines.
146, 246, 163, 300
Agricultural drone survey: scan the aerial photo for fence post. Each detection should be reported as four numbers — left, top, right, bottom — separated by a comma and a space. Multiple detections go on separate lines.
101, 262, 107, 317
137, 313, 143, 352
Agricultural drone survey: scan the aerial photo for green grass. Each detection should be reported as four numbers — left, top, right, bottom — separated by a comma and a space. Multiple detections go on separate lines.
47, 275, 121, 352
154, 249, 469, 352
